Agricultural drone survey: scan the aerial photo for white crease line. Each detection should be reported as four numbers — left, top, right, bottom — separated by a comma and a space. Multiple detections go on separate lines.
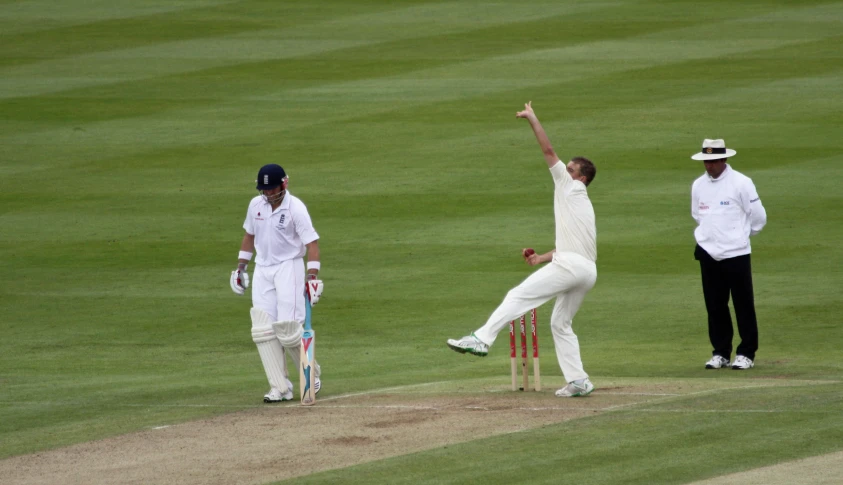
594, 392, 681, 396
1, 401, 835, 416
315, 380, 453, 402
1, 380, 836, 411
364, 390, 683, 396
302, 404, 444, 410
303, 404, 595, 411
603, 384, 788, 411
279, 404, 835, 414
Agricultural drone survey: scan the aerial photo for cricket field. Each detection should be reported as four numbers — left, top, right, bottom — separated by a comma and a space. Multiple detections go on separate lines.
1, 1, 841, 483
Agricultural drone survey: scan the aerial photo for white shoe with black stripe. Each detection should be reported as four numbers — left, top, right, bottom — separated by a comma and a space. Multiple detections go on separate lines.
731, 355, 754, 370
705, 355, 730, 369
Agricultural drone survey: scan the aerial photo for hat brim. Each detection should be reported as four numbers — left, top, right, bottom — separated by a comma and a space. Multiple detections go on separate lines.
691, 149, 736, 161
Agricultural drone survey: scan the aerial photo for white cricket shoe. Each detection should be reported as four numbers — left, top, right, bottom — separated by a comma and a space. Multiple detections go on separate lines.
731, 355, 754, 370
264, 379, 294, 403
314, 377, 322, 395
446, 333, 489, 357
555, 378, 595, 397
705, 355, 731, 369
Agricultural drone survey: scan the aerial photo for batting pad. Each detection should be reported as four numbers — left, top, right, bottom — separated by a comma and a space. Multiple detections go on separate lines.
271, 320, 301, 378
273, 320, 302, 348
251, 309, 289, 394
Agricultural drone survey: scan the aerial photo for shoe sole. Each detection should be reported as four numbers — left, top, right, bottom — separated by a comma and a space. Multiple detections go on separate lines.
705, 359, 731, 369
446, 343, 487, 357
557, 385, 595, 398
558, 390, 594, 397
574, 386, 595, 397
263, 394, 294, 403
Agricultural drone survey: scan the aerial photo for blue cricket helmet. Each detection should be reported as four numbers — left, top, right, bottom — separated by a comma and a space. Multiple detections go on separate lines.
256, 164, 287, 190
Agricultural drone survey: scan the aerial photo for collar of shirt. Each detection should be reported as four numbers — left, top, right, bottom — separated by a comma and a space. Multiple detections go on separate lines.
260, 191, 292, 214
708, 164, 732, 182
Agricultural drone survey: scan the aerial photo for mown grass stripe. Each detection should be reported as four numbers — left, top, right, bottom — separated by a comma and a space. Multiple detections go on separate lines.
3, 32, 836, 179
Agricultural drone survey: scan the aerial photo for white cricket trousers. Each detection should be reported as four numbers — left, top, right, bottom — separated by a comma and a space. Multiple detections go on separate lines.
474, 251, 597, 383
252, 258, 306, 324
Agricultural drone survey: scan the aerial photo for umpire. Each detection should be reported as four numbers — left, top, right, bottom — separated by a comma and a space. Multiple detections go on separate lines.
690, 139, 767, 370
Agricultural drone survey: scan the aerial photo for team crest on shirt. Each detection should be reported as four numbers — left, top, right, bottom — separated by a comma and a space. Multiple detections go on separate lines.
277, 214, 286, 228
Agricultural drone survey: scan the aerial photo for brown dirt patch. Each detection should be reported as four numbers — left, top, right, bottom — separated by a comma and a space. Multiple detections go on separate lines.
0, 389, 615, 485
4, 378, 822, 484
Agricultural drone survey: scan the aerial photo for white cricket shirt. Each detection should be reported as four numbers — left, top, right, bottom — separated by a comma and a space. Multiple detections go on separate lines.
691, 164, 767, 261
243, 192, 319, 266
550, 161, 597, 263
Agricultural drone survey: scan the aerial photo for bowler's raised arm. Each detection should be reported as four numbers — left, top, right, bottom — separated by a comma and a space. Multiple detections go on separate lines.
516, 101, 560, 169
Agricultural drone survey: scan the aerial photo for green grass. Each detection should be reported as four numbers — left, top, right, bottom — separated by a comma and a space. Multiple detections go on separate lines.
293, 383, 843, 484
1, 0, 842, 482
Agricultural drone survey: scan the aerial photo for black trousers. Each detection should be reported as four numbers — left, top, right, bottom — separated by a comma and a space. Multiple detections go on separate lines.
695, 245, 758, 360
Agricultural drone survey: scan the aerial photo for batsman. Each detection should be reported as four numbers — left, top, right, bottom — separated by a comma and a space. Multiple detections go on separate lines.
447, 102, 598, 398
230, 163, 322, 403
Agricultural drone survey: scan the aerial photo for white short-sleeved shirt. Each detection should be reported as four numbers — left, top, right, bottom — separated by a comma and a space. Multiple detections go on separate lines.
691, 164, 767, 261
243, 192, 319, 266
549, 161, 597, 263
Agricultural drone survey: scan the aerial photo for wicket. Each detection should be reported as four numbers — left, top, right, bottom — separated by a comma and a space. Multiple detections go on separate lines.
509, 308, 540, 391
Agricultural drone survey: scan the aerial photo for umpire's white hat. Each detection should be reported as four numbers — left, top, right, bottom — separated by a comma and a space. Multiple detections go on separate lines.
691, 139, 737, 161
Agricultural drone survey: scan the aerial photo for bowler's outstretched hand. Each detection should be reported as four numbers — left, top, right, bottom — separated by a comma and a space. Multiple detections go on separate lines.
516, 101, 535, 119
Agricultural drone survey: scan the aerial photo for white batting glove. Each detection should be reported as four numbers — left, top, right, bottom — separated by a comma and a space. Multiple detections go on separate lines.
230, 267, 250, 295
306, 277, 324, 305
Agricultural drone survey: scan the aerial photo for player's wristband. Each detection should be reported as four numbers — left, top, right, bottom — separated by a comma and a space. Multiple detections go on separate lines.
238, 251, 253, 262
306, 261, 321, 271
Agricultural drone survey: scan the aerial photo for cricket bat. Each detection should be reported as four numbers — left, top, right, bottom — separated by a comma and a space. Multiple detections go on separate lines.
300, 291, 316, 406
